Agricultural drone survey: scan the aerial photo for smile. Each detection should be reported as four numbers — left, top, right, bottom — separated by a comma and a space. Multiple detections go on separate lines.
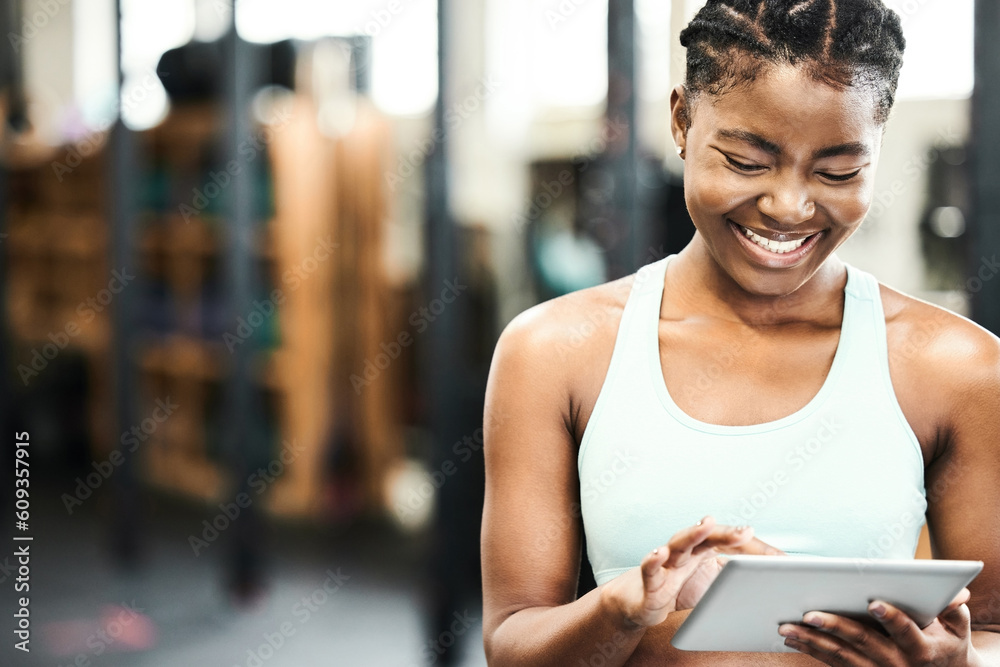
728, 220, 825, 267
739, 226, 808, 254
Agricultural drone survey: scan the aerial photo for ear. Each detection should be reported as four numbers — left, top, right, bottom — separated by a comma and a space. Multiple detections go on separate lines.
669, 85, 691, 156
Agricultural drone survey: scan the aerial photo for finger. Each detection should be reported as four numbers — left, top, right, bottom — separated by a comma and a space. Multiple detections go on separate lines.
641, 517, 717, 578
714, 535, 786, 556
660, 517, 717, 567
867, 600, 925, 652
667, 523, 755, 567
786, 611, 893, 665
937, 589, 972, 638
688, 524, 759, 557
778, 622, 879, 667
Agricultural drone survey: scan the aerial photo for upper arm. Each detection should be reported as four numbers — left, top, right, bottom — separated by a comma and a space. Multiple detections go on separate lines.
481, 305, 586, 643
923, 322, 1000, 632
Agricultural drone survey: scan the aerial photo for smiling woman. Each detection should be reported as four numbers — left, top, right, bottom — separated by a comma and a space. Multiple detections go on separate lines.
481, 1, 1000, 666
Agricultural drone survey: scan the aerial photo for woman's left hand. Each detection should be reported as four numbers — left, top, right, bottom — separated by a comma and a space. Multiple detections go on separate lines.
778, 588, 981, 666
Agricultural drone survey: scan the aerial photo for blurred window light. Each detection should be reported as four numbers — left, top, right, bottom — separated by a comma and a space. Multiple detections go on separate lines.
73, 0, 118, 133
486, 0, 609, 144
929, 206, 966, 239
530, 0, 608, 109
193, 0, 231, 42
888, 0, 974, 100
117, 0, 196, 129
235, 0, 438, 116
636, 0, 672, 102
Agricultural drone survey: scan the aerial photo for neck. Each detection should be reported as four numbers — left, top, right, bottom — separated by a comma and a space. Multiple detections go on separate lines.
666, 234, 847, 328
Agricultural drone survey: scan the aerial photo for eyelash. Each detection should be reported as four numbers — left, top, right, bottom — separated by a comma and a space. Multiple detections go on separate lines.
725, 156, 862, 182
726, 156, 764, 172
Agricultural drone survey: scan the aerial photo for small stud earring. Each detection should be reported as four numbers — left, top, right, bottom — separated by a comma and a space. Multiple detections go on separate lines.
677, 146, 686, 159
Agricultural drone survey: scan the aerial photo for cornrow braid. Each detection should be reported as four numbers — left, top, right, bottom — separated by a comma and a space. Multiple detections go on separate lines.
679, 0, 906, 124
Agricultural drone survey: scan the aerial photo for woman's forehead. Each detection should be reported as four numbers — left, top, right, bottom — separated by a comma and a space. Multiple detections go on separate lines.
692, 64, 882, 149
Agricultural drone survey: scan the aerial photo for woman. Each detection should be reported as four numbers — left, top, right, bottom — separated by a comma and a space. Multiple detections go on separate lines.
480, 1, 1000, 665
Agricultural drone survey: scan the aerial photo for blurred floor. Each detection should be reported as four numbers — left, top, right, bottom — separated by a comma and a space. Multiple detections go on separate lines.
1, 473, 486, 667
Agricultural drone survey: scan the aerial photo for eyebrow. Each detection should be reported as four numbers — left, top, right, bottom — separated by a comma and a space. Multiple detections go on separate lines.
716, 129, 871, 160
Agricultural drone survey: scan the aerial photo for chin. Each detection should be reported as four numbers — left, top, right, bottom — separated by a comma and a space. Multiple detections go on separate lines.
710, 245, 832, 299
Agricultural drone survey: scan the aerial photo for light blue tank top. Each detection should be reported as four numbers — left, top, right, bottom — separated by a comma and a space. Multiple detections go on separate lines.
579, 255, 927, 586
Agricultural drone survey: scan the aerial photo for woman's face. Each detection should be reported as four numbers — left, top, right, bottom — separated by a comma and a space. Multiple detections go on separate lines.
671, 63, 883, 297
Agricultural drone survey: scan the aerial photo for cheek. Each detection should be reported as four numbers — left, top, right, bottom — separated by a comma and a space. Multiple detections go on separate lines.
684, 168, 750, 221
825, 183, 873, 229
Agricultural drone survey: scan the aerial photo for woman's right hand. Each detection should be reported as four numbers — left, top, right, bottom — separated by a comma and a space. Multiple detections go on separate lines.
602, 516, 786, 629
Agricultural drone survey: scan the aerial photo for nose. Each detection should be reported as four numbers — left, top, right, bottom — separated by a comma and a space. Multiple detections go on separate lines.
756, 178, 816, 227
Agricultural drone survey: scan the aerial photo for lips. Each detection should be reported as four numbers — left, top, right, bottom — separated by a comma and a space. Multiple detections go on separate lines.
728, 219, 824, 266
740, 226, 808, 254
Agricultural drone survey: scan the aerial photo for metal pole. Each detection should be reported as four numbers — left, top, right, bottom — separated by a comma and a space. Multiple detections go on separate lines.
222, 1, 264, 599
109, 0, 141, 566
971, 0, 1000, 334
426, 0, 459, 443
607, 0, 641, 276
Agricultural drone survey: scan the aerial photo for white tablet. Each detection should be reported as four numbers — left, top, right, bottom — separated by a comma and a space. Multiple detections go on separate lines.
671, 555, 983, 652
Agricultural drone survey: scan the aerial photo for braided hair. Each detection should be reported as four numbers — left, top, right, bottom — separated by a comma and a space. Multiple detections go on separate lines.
679, 0, 906, 124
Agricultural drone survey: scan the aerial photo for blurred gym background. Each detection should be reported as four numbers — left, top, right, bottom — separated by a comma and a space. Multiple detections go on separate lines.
0, 0, 998, 665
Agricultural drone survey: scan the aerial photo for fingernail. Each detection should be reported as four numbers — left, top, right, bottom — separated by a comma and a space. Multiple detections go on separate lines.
803, 614, 822, 627
870, 603, 886, 618
778, 626, 798, 640
733, 525, 749, 533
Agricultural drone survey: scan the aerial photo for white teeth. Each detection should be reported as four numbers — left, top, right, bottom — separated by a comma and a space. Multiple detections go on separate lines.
741, 226, 809, 254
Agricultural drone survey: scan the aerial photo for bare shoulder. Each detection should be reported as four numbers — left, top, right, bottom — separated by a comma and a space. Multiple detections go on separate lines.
880, 283, 1000, 443
495, 274, 635, 364
489, 274, 636, 435
880, 283, 1000, 377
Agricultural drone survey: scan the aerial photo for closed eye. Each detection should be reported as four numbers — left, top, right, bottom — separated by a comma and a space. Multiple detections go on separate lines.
725, 155, 766, 172
818, 169, 862, 182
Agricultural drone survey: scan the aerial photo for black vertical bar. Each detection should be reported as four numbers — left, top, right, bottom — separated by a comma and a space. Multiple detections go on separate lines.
426, 0, 458, 438
222, 2, 263, 599
607, 0, 640, 275
424, 2, 464, 657
972, 0, 1000, 334
110, 0, 141, 565
3, 0, 28, 131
